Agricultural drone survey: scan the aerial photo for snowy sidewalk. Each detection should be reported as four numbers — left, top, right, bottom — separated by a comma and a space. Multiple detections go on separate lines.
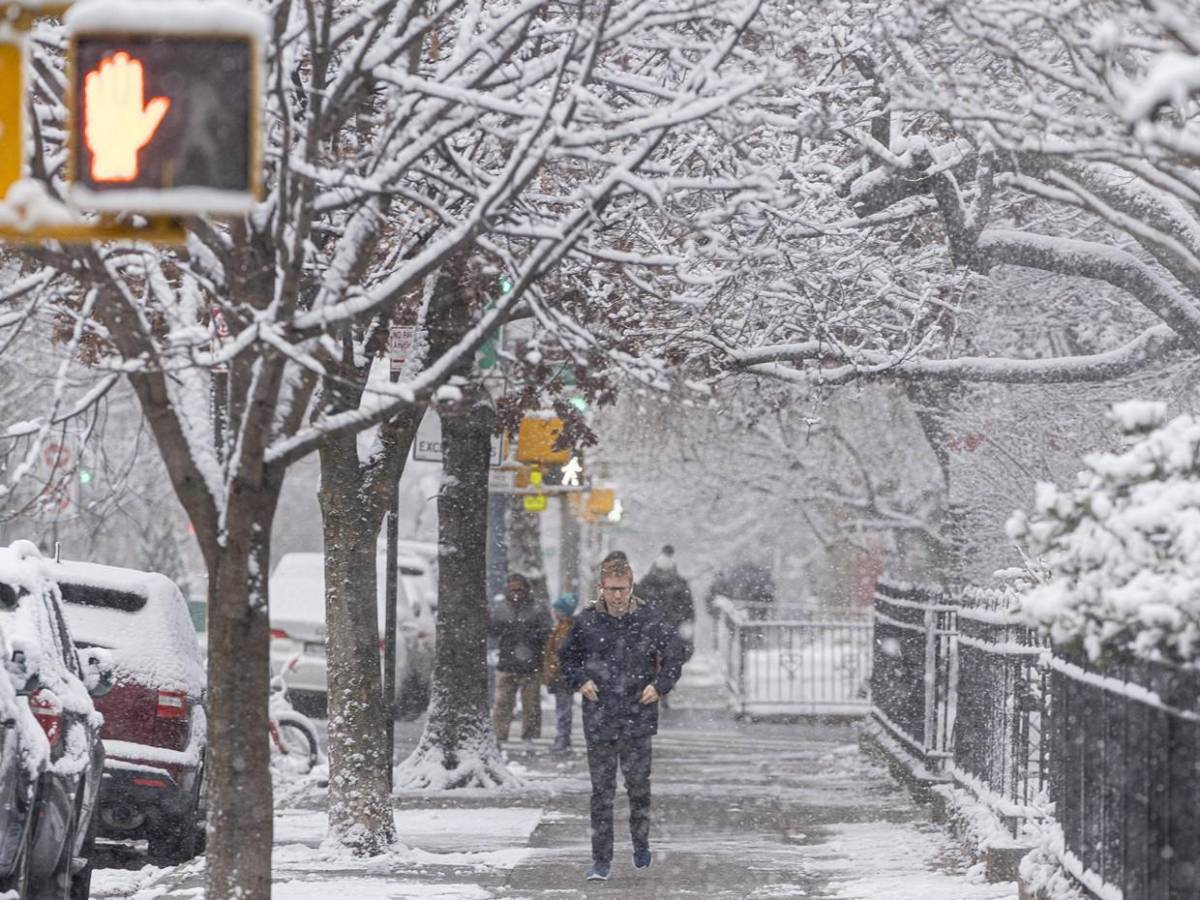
93, 720, 1017, 898
91, 661, 1018, 899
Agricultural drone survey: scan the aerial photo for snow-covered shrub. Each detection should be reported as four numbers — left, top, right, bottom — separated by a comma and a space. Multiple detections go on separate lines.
1007, 401, 1200, 664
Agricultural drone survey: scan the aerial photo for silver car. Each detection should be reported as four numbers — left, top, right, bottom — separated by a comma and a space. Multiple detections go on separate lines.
267, 551, 436, 719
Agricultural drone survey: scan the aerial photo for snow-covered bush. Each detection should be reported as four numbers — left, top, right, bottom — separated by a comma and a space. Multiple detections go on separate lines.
1007, 401, 1200, 664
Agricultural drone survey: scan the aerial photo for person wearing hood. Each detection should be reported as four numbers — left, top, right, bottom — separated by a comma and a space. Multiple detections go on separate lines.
490, 572, 552, 744
543, 592, 579, 753
635, 544, 695, 659
558, 556, 688, 881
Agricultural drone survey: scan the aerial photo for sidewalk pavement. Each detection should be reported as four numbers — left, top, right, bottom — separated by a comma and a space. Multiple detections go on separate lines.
91, 657, 1018, 899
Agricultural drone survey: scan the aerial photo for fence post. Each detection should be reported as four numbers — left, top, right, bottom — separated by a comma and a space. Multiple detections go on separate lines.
923, 602, 937, 761
737, 621, 748, 717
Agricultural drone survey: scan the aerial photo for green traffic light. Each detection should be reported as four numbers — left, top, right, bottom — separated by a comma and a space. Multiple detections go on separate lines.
499, 275, 514, 294
79, 469, 93, 486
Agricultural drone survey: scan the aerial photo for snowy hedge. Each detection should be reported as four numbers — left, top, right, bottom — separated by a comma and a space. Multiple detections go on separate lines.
1007, 401, 1200, 664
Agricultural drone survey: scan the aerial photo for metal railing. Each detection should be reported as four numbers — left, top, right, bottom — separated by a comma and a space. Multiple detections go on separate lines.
951, 599, 1050, 832
869, 578, 1200, 897
715, 597, 872, 718
869, 581, 1051, 829
870, 581, 957, 768
1048, 653, 1200, 899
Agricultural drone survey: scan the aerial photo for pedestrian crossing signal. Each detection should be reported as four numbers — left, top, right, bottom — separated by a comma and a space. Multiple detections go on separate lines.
67, 28, 262, 215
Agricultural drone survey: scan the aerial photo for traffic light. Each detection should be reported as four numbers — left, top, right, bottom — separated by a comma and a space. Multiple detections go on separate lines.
498, 275, 514, 295
0, 39, 22, 199
78, 469, 93, 486
66, 14, 263, 215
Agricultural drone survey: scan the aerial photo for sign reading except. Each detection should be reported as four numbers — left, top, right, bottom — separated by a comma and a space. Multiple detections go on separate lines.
412, 410, 504, 467
68, 32, 260, 214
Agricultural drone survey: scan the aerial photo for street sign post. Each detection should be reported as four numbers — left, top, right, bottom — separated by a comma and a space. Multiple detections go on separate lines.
389, 324, 418, 376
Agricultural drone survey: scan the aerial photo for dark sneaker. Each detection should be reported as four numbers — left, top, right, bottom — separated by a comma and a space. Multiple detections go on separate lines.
586, 861, 611, 881
633, 848, 653, 870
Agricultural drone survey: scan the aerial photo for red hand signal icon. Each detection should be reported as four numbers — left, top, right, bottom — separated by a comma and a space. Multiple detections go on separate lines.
83, 51, 170, 182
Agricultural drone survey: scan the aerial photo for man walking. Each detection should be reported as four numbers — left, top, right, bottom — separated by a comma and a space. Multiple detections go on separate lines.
558, 557, 687, 881
490, 572, 552, 744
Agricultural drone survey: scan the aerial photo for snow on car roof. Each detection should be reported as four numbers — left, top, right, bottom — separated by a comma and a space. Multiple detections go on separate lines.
269, 551, 421, 628
47, 559, 205, 696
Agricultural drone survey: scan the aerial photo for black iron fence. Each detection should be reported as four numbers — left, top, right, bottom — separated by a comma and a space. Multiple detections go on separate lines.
1048, 653, 1200, 899
870, 579, 1200, 898
951, 599, 1049, 830
870, 581, 956, 768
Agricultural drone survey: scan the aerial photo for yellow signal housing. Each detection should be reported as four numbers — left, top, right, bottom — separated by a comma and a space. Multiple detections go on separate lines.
0, 40, 23, 200
586, 488, 615, 518
515, 416, 570, 465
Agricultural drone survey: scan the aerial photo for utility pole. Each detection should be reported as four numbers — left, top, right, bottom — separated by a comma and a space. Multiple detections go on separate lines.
559, 494, 581, 598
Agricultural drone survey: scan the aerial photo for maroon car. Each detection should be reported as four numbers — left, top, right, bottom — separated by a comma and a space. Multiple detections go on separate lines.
49, 560, 207, 863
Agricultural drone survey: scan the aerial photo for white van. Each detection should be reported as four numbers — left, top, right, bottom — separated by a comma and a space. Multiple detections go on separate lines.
267, 551, 436, 719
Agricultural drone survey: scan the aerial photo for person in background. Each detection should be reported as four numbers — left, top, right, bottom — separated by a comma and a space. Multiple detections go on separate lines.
490, 572, 552, 745
635, 545, 695, 654
543, 592, 579, 753
635, 545, 695, 710
559, 557, 688, 881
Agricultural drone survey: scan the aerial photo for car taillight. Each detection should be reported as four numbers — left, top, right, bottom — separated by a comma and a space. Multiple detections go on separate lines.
156, 690, 188, 720
270, 628, 290, 640
29, 689, 62, 748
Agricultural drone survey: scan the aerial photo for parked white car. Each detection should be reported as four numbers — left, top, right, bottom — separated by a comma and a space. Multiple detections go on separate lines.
267, 549, 436, 719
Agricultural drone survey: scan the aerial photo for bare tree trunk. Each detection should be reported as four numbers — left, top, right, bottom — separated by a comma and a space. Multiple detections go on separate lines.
318, 430, 396, 854
903, 381, 965, 586
205, 483, 279, 897
394, 388, 515, 789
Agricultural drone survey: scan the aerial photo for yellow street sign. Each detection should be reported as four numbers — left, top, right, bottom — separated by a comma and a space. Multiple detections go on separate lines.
523, 493, 548, 513
0, 39, 22, 200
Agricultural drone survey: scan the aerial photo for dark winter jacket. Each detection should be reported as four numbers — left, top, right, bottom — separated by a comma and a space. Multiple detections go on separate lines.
489, 597, 552, 675
557, 598, 687, 743
635, 567, 695, 630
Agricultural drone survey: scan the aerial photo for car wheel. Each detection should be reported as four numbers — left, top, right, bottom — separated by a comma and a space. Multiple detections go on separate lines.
395, 673, 430, 721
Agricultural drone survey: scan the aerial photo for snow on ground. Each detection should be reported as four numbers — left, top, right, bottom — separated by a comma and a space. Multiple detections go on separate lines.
91, 659, 1021, 898
91, 864, 174, 898
809, 821, 1015, 899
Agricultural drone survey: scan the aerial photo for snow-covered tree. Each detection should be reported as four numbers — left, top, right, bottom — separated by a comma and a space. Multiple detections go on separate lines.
1009, 401, 1200, 664
2, 0, 769, 892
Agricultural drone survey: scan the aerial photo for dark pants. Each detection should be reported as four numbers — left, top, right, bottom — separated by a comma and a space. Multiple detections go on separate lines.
552, 687, 574, 748
586, 734, 652, 863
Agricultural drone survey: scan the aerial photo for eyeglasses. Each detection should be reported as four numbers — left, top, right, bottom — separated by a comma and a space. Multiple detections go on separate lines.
600, 585, 632, 595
